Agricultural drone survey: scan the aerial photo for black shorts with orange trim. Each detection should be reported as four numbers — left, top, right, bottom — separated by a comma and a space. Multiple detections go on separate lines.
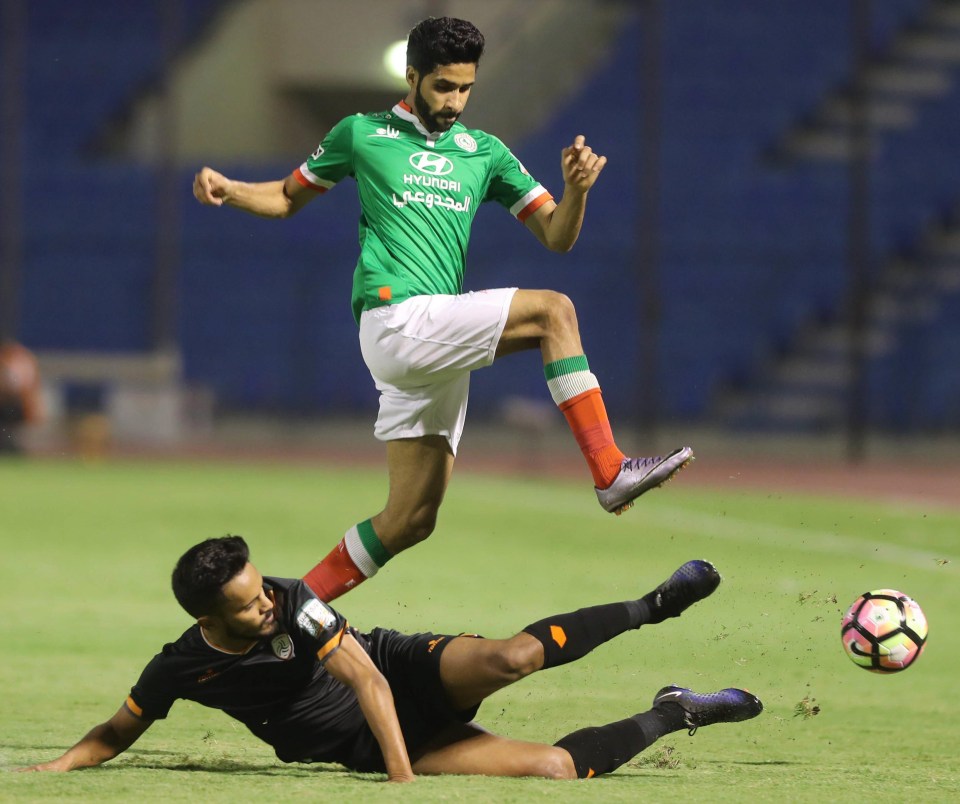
338, 627, 481, 773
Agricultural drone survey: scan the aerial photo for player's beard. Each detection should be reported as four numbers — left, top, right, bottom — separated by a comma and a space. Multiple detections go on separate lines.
228, 611, 279, 642
414, 79, 460, 132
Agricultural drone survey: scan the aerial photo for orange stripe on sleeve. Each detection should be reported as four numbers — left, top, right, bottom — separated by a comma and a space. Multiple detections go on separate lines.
316, 625, 347, 662
124, 695, 144, 718
517, 192, 553, 222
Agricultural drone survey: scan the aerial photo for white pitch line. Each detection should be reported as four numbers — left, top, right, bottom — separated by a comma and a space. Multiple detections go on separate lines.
640, 507, 946, 572
455, 484, 950, 572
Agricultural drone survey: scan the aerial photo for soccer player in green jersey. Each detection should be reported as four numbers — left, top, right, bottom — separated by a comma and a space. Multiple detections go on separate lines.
193, 17, 694, 601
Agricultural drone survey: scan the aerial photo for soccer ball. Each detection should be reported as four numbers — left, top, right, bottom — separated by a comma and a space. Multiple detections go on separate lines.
840, 590, 928, 673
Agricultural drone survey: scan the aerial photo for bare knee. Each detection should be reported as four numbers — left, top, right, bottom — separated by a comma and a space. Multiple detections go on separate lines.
534, 748, 578, 780
488, 635, 544, 684
374, 505, 439, 552
540, 291, 578, 333
403, 509, 438, 547
499, 290, 583, 358
537, 291, 582, 359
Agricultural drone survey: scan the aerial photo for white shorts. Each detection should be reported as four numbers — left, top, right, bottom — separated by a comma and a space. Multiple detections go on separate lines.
358, 288, 518, 455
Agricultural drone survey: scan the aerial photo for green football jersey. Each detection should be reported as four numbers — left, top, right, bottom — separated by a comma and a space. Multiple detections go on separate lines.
293, 101, 553, 323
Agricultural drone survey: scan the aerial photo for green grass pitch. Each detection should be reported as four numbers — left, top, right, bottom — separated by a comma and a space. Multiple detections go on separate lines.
1, 457, 958, 802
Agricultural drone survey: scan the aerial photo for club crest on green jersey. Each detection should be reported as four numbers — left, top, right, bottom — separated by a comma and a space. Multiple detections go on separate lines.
454, 132, 477, 152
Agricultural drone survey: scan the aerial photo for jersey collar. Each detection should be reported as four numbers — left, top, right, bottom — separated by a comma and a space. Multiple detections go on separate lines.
199, 625, 258, 655
393, 100, 450, 148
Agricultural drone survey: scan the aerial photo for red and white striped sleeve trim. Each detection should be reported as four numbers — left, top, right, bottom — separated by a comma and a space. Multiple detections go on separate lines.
293, 164, 336, 193
510, 186, 553, 222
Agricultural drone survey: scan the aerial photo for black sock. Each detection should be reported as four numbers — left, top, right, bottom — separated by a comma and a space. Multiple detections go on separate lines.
639, 587, 669, 624
554, 706, 686, 778
522, 600, 649, 669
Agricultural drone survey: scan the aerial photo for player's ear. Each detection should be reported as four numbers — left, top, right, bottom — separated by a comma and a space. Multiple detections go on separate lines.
405, 65, 418, 91
196, 613, 216, 630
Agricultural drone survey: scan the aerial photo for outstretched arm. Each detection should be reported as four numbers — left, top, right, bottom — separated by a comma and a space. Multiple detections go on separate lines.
524, 134, 607, 253
18, 704, 152, 772
324, 633, 415, 783
193, 167, 315, 219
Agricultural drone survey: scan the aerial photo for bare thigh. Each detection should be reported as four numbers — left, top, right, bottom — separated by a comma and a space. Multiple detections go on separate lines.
496, 289, 583, 362
438, 633, 544, 711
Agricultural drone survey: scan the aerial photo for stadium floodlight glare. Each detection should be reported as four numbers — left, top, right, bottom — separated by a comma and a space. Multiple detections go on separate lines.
383, 39, 408, 81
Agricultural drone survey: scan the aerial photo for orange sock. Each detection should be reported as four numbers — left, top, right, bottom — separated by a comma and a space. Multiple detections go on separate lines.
303, 538, 367, 602
559, 388, 625, 488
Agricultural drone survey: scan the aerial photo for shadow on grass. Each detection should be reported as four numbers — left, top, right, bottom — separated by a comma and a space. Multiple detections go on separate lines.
117, 755, 387, 782
616, 759, 800, 781
115, 758, 328, 775
3, 745, 190, 756
692, 759, 799, 767
4, 744, 379, 781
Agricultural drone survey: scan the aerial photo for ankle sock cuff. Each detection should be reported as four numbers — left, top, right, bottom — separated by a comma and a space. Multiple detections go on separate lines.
344, 519, 391, 578
555, 717, 647, 778
544, 355, 599, 405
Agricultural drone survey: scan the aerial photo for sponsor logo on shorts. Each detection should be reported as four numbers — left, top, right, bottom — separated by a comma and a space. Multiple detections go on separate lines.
296, 599, 337, 638
271, 633, 295, 660
454, 132, 477, 152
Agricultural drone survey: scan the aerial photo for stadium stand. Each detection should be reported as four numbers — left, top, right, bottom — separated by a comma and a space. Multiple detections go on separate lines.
11, 1, 960, 431
714, 0, 960, 429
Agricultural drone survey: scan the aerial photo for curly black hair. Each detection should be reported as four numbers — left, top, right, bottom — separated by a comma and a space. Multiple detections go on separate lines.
171, 535, 250, 617
406, 16, 485, 76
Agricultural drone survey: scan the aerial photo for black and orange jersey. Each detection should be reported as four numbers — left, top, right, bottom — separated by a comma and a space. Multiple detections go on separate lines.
126, 576, 368, 764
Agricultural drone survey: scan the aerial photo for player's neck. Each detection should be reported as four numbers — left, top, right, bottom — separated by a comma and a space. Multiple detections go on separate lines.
200, 625, 257, 655
402, 93, 430, 131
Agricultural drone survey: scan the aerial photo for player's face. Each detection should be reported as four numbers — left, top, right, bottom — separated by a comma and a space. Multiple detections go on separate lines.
408, 62, 476, 132
215, 563, 278, 642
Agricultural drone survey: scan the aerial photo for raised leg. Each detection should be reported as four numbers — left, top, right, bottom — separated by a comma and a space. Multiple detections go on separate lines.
495, 288, 583, 361
435, 560, 722, 710
496, 289, 693, 512
438, 633, 545, 712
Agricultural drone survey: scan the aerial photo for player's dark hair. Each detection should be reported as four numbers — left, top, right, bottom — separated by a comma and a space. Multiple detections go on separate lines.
406, 16, 484, 76
171, 535, 250, 618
